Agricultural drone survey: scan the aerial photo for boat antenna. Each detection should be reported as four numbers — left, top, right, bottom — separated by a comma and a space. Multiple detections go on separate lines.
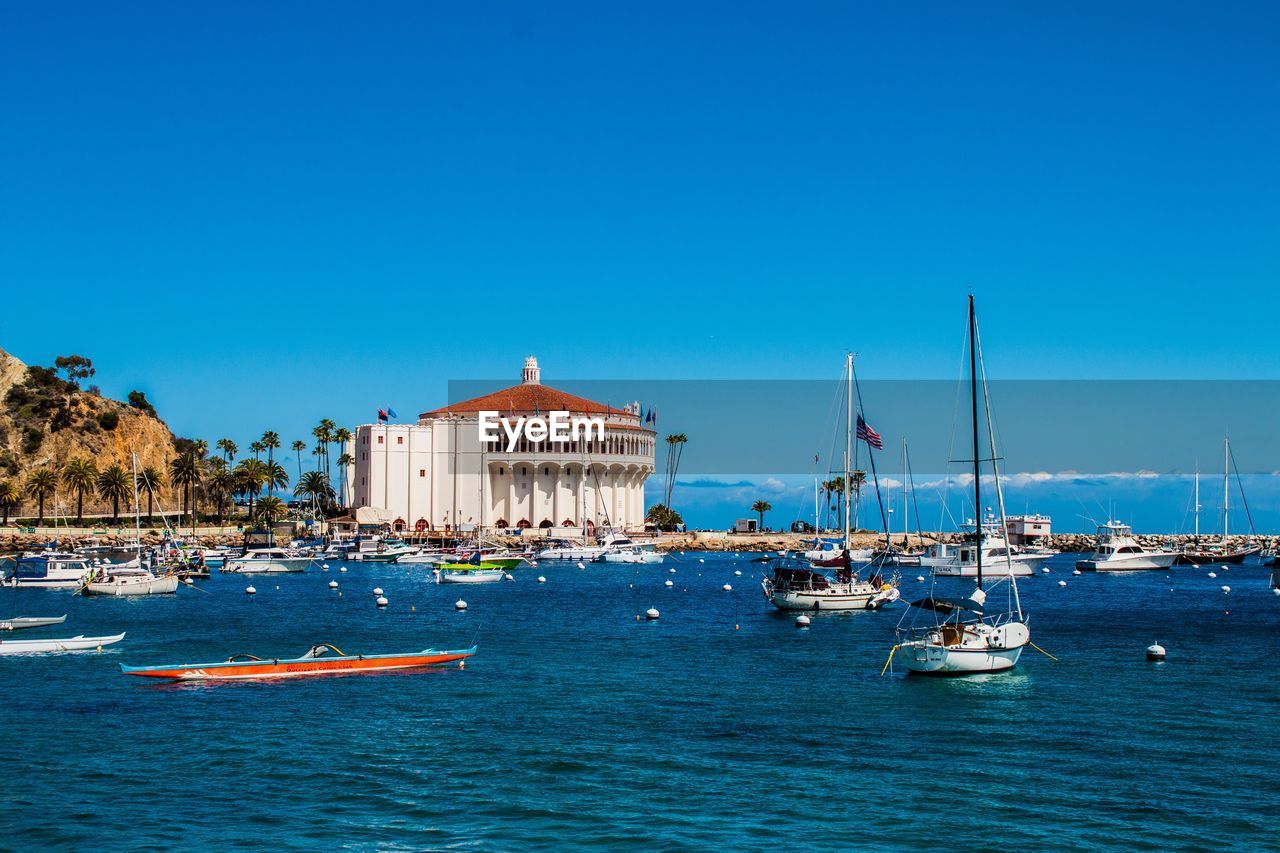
968, 294, 982, 590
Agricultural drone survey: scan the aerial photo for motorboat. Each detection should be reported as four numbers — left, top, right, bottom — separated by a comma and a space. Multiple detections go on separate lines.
1, 552, 94, 589
356, 539, 419, 563
120, 643, 475, 680
920, 520, 1050, 577
0, 632, 125, 655
1075, 523, 1177, 571
433, 564, 511, 583
224, 548, 312, 574
598, 545, 664, 564
535, 539, 608, 561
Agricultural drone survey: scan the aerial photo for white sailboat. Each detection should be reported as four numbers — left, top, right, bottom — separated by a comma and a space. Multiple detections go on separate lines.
84, 453, 180, 596
762, 353, 900, 612
893, 295, 1031, 676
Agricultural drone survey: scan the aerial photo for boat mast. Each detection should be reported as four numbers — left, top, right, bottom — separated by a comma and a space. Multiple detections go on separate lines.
131, 451, 142, 564
1223, 437, 1230, 542
844, 352, 852, 552
1193, 467, 1200, 542
968, 296, 982, 589
901, 437, 908, 550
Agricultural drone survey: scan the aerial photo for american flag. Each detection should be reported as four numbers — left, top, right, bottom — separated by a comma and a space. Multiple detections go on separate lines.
856, 414, 883, 450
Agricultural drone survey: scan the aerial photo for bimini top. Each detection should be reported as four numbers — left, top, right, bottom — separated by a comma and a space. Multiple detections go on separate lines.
908, 595, 985, 615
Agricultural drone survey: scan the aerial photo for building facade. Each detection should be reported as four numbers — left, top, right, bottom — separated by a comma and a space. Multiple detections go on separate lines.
349, 357, 655, 532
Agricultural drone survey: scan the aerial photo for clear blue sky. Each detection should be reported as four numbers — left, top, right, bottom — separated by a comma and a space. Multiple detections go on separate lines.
2, 2, 1278, 527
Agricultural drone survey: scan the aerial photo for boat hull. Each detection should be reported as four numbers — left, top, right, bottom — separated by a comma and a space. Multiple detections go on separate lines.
0, 633, 125, 655
84, 575, 180, 596
1076, 552, 1177, 571
895, 622, 1029, 675
121, 646, 476, 680
224, 559, 311, 574
762, 580, 898, 611
434, 567, 508, 583
1173, 546, 1261, 565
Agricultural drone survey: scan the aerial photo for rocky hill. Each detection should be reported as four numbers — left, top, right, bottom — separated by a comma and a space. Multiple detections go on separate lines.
0, 347, 180, 514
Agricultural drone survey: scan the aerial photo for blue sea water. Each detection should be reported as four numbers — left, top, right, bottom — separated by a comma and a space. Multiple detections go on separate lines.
1, 551, 1276, 851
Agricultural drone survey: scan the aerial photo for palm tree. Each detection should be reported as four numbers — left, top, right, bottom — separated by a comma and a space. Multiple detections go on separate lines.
234, 459, 268, 522
663, 433, 688, 508
207, 466, 235, 525
141, 465, 165, 522
335, 453, 354, 509
25, 468, 57, 525
261, 431, 281, 470
216, 437, 238, 464
0, 479, 20, 525
294, 470, 334, 512
61, 458, 98, 523
249, 440, 266, 461
313, 420, 335, 486
290, 440, 307, 482
97, 464, 131, 523
193, 439, 209, 459
168, 452, 199, 524
255, 495, 286, 527
264, 461, 289, 496
751, 500, 772, 532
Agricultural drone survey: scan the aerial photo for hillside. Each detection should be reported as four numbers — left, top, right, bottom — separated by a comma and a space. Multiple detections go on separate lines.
0, 347, 179, 514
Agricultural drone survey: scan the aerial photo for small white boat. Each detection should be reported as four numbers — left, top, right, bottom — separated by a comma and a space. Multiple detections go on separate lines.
535, 541, 609, 561
1075, 523, 1177, 572
599, 545, 664, 564
395, 550, 451, 565
0, 633, 126, 655
0, 615, 67, 631
2, 553, 94, 589
433, 567, 510, 584
225, 548, 312, 574
83, 567, 180, 596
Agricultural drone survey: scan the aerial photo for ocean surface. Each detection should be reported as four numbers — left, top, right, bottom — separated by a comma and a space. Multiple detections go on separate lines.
2, 551, 1276, 851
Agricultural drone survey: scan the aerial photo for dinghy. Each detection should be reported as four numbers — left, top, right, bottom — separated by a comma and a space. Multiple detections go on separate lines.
0, 633, 125, 655
120, 643, 476, 680
0, 615, 67, 631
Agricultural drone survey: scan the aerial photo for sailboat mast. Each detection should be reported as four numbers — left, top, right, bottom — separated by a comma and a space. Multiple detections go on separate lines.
901, 437, 908, 548
131, 451, 142, 563
968, 296, 982, 588
1193, 468, 1200, 542
844, 352, 852, 551
1223, 437, 1229, 542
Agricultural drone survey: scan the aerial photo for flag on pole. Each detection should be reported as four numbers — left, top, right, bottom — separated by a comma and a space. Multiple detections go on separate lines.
387, 407, 398, 419
856, 414, 883, 449
377, 409, 389, 422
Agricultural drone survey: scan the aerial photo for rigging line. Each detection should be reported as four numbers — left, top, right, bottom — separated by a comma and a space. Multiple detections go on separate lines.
906, 442, 925, 546
1228, 446, 1258, 537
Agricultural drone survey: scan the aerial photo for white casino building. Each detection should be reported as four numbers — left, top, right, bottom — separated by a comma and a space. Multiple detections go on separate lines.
349, 357, 656, 533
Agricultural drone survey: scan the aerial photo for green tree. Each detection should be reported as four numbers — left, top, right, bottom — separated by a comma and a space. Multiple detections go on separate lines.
97, 464, 132, 523
294, 470, 334, 511
312, 420, 335, 486
127, 390, 157, 417
249, 440, 266, 460
24, 468, 57, 525
255, 495, 286, 527
0, 479, 20, 525
235, 459, 268, 522
663, 433, 688, 508
290, 440, 307, 483
751, 500, 773, 532
207, 466, 235, 525
645, 503, 683, 532
61, 458, 98, 523
216, 438, 238, 464
168, 452, 200, 524
54, 355, 95, 387
261, 431, 281, 470
335, 453, 354, 509
141, 465, 165, 522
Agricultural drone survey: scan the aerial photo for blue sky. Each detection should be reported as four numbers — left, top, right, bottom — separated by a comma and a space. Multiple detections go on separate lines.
2, 2, 1278, 528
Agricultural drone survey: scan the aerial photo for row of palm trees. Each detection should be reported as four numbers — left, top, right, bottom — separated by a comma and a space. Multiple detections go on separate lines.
0, 422, 352, 528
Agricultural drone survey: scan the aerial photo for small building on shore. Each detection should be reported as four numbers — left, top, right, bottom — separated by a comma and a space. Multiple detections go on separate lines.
348, 357, 656, 533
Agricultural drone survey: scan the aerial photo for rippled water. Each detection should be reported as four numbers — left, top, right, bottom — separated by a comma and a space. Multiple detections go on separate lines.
2, 552, 1276, 850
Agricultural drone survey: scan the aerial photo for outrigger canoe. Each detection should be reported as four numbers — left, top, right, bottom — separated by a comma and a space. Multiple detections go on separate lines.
120, 643, 476, 680
0, 615, 67, 631
0, 633, 125, 655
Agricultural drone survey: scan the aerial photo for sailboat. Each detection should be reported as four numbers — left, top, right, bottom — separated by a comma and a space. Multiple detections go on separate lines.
893, 296, 1031, 675
83, 453, 179, 596
762, 354, 900, 611
1175, 439, 1261, 565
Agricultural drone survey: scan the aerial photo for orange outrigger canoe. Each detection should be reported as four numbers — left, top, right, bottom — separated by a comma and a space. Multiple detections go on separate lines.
120, 643, 476, 681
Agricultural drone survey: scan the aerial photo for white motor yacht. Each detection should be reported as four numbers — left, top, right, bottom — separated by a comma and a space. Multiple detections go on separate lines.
1075, 522, 1177, 572
224, 548, 312, 574
2, 552, 94, 589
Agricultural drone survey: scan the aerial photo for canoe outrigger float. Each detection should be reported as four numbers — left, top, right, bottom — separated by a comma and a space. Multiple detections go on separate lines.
119, 643, 477, 681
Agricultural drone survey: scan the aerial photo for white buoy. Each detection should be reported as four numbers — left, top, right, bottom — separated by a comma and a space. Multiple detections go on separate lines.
455, 599, 467, 611
916, 576, 925, 582
245, 585, 256, 595
664, 580, 674, 587
699, 558, 705, 563
734, 570, 742, 576
645, 608, 660, 620
1146, 643, 1166, 661
1072, 569, 1081, 575
1221, 585, 1231, 593
669, 568, 677, 574
504, 572, 514, 581
538, 576, 546, 583
373, 587, 384, 596
376, 595, 388, 607
322, 563, 330, 569
530, 560, 538, 567
795, 614, 811, 628
339, 566, 348, 573
722, 584, 733, 591
576, 561, 585, 569
1057, 580, 1067, 587
328, 580, 338, 589
1041, 567, 1051, 574
1208, 571, 1217, 579
183, 577, 193, 585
